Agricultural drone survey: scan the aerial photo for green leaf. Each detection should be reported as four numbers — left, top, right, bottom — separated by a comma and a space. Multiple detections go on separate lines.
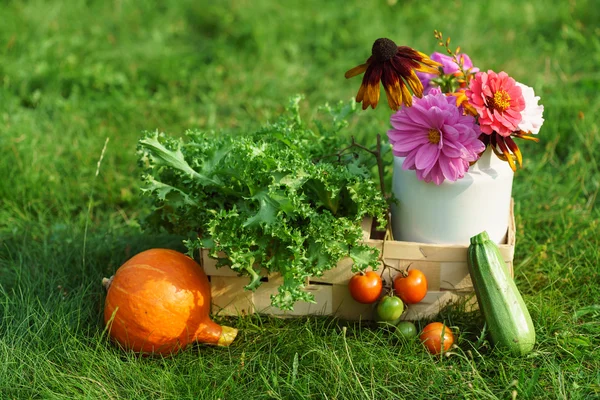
574, 304, 600, 320
141, 175, 195, 207
303, 179, 340, 214
276, 170, 309, 191
139, 131, 223, 186
346, 157, 369, 178
567, 336, 592, 347
242, 264, 262, 291
350, 245, 379, 271
305, 240, 332, 274
243, 190, 280, 228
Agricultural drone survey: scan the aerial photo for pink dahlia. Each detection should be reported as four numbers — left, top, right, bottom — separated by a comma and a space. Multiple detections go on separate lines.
387, 92, 485, 185
466, 70, 525, 137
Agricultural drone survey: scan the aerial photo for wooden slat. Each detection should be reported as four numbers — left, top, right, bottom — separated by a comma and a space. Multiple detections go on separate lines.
507, 198, 516, 247
400, 291, 477, 320
506, 262, 514, 277
438, 262, 471, 291
331, 284, 374, 320
253, 276, 334, 316
310, 256, 357, 284
210, 276, 254, 316
365, 240, 514, 263
498, 245, 514, 263
361, 217, 373, 241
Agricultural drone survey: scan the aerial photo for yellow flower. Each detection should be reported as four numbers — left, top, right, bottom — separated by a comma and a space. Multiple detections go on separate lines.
448, 89, 478, 116
345, 38, 442, 110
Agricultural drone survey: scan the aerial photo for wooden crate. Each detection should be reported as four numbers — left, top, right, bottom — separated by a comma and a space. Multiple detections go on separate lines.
202, 201, 515, 320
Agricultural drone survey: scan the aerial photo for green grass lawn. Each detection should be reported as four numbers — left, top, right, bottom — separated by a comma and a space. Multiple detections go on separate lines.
1, 0, 599, 398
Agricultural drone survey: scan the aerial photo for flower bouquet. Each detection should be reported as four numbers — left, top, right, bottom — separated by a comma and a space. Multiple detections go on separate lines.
345, 32, 544, 244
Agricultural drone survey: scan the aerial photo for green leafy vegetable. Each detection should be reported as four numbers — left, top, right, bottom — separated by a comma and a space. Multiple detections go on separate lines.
137, 96, 387, 310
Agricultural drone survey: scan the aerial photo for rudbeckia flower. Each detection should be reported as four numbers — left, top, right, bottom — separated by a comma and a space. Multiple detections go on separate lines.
345, 38, 442, 111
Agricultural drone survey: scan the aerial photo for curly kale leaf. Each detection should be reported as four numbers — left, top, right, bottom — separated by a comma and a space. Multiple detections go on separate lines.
138, 97, 387, 310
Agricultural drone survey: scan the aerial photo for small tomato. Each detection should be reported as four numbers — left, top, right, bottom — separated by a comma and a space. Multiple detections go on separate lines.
393, 269, 428, 304
396, 321, 418, 339
348, 271, 382, 304
419, 322, 454, 355
376, 295, 405, 321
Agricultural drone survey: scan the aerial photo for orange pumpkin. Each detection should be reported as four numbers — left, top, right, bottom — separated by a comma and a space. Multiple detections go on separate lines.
103, 248, 237, 355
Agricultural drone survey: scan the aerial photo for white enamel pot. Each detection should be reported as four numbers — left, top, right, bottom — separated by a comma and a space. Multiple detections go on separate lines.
391, 147, 514, 245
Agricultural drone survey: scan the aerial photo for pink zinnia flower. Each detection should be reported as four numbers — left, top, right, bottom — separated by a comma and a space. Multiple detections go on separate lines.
466, 70, 525, 137
387, 92, 485, 185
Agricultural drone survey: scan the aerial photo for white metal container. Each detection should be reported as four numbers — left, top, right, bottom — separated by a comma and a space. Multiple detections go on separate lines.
391, 147, 514, 245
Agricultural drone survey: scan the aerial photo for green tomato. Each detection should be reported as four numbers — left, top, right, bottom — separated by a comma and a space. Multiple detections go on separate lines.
396, 321, 418, 339
376, 295, 405, 321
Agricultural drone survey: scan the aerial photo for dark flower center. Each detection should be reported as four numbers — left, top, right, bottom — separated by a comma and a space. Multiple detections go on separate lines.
372, 38, 398, 62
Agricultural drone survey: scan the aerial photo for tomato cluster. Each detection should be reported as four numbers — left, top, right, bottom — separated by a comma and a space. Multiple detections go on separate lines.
348, 267, 454, 354
347, 266, 428, 320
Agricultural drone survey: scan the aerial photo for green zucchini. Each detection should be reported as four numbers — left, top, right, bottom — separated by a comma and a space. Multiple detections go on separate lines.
468, 231, 535, 355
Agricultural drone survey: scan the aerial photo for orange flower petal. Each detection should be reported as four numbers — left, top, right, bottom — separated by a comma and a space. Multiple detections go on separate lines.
504, 136, 523, 167
384, 79, 403, 111
384, 86, 398, 111
367, 82, 380, 109
415, 64, 442, 75
516, 131, 541, 142
356, 83, 367, 103
491, 145, 509, 161
345, 63, 370, 79
361, 83, 375, 110
400, 83, 412, 107
496, 137, 517, 171
449, 91, 478, 116
414, 50, 443, 74
405, 70, 424, 98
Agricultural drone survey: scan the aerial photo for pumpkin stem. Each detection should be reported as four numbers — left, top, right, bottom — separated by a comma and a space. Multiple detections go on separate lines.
218, 326, 238, 347
194, 319, 238, 347
102, 275, 114, 291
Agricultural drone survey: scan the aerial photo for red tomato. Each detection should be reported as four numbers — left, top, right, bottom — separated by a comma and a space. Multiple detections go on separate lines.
393, 269, 427, 304
419, 322, 454, 355
348, 271, 382, 304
